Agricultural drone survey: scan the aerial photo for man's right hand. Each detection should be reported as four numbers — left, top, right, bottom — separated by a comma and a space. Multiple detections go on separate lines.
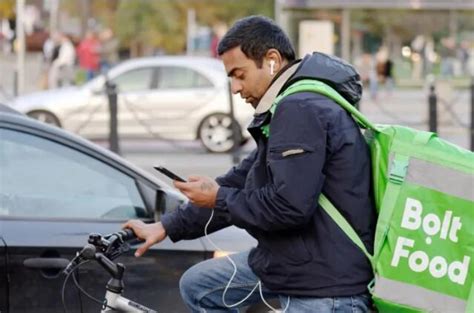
122, 220, 167, 257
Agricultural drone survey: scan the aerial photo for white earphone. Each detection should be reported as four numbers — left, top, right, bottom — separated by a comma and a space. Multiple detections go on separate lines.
269, 60, 275, 75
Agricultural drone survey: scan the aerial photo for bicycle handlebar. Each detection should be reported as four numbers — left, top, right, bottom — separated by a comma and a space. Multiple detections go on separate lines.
61, 229, 156, 312
107, 228, 137, 242
63, 229, 141, 275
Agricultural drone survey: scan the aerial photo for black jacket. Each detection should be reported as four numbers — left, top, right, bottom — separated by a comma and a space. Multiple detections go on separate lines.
161, 52, 376, 297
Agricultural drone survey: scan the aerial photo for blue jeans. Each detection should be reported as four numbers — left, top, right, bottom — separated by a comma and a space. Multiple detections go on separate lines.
179, 250, 372, 312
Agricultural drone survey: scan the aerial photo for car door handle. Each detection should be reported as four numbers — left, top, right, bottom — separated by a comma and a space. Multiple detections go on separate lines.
23, 257, 70, 269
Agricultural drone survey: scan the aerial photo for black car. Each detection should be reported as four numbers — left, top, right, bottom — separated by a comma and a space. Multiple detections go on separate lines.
0, 105, 257, 312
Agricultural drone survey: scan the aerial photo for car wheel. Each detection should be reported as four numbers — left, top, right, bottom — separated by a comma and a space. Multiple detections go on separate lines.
198, 113, 242, 153
27, 110, 61, 127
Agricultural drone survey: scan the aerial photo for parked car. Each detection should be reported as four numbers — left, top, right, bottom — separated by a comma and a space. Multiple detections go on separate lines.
0, 104, 258, 312
7, 56, 254, 153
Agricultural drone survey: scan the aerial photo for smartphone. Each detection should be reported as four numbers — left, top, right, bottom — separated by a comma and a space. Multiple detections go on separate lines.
154, 166, 187, 182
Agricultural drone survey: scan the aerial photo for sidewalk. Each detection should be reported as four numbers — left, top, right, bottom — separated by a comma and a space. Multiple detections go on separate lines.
359, 88, 471, 149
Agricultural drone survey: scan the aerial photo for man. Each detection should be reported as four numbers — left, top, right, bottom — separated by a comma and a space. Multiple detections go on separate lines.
124, 15, 376, 312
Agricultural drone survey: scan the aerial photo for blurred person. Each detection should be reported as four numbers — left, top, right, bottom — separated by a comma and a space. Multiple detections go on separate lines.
374, 47, 394, 100
375, 47, 388, 83
1, 18, 14, 54
210, 30, 220, 58
382, 58, 394, 96
410, 35, 426, 80
439, 37, 456, 78
124, 15, 374, 313
368, 54, 379, 101
376, 51, 394, 98
210, 22, 227, 58
48, 32, 75, 89
99, 28, 119, 73
39, 34, 59, 89
354, 52, 378, 102
76, 30, 100, 81
457, 41, 470, 76
354, 53, 373, 86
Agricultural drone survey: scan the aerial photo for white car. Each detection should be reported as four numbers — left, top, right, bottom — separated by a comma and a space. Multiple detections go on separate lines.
8, 56, 255, 153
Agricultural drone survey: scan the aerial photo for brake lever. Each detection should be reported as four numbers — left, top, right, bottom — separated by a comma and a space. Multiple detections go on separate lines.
106, 241, 131, 260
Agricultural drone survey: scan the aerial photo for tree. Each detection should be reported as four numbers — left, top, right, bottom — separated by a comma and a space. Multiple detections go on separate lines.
58, 0, 273, 56
114, 0, 274, 56
0, 0, 14, 19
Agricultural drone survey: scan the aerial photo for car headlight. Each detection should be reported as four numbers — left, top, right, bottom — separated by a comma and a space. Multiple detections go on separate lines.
213, 250, 235, 258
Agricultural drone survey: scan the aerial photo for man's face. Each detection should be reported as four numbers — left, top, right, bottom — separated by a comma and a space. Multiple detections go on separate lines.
221, 46, 273, 108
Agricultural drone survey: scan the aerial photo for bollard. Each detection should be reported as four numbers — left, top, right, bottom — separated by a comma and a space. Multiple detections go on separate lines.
227, 80, 240, 165
106, 79, 120, 155
428, 83, 438, 133
470, 77, 474, 151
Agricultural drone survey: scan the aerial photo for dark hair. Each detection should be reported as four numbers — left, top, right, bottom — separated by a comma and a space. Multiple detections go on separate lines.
217, 15, 296, 67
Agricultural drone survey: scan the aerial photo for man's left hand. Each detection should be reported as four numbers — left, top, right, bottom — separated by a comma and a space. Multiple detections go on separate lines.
174, 175, 219, 208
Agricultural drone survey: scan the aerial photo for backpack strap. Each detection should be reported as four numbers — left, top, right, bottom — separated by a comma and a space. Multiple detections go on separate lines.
318, 194, 374, 266
372, 154, 409, 265
262, 78, 378, 265
261, 79, 379, 137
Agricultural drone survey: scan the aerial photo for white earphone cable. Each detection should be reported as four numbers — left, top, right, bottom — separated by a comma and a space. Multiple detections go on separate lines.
204, 209, 290, 312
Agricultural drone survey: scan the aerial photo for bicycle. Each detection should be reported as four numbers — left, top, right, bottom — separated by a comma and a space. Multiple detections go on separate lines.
62, 229, 157, 313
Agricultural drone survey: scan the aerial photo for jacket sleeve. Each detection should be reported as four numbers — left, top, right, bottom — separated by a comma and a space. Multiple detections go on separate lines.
160, 149, 257, 242
160, 201, 232, 242
215, 95, 328, 232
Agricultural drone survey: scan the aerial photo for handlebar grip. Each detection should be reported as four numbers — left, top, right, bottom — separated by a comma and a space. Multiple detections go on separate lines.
118, 228, 137, 241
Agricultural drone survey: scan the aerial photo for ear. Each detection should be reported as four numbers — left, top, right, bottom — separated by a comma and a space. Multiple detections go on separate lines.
264, 49, 283, 75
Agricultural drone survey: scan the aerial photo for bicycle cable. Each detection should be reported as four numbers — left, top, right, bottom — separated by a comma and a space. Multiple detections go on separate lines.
62, 260, 88, 313
204, 209, 290, 312
72, 270, 84, 313
71, 265, 111, 308
62, 259, 116, 312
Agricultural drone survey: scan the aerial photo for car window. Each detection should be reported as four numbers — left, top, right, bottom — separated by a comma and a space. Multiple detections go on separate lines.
0, 129, 147, 220
158, 66, 213, 89
112, 67, 154, 93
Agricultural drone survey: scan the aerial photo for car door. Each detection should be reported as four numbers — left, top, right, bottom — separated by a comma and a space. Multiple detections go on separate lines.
79, 67, 157, 139
0, 125, 204, 312
110, 66, 158, 138
137, 65, 220, 140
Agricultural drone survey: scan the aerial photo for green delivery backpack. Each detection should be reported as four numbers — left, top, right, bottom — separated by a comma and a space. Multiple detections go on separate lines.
265, 79, 474, 313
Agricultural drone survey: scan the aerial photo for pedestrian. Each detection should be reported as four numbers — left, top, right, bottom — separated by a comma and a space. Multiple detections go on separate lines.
124, 15, 375, 313
98, 27, 119, 73
368, 54, 379, 101
48, 32, 75, 89
382, 58, 394, 96
76, 30, 100, 81
39, 33, 56, 89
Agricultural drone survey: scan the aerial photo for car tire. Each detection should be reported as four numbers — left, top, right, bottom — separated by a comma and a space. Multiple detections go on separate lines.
27, 110, 61, 127
198, 113, 242, 153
